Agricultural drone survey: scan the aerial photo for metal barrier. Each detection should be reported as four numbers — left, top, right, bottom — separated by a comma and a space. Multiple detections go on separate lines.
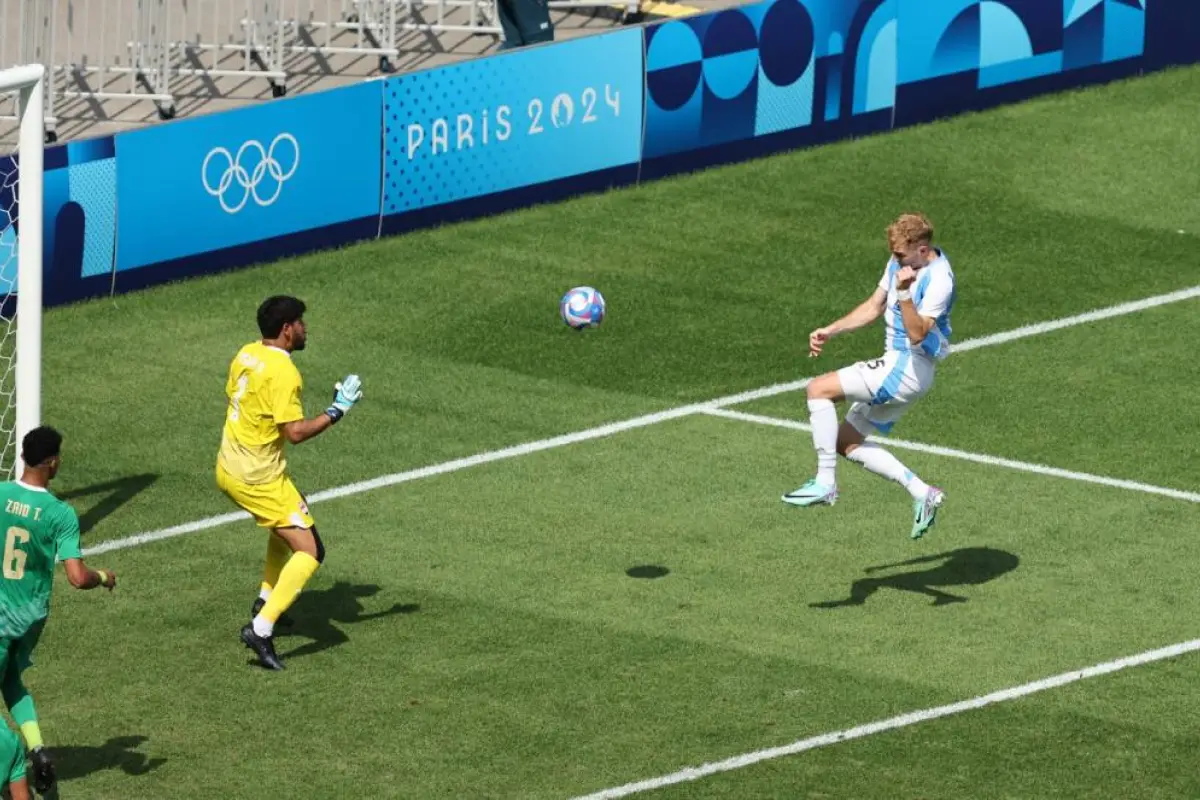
0, 0, 59, 137
0, 0, 178, 141
284, 0, 500, 73
173, 1, 287, 100
0, 0, 631, 145
54, 0, 174, 123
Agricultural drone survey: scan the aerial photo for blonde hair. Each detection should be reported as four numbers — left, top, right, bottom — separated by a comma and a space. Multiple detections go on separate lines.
887, 213, 934, 251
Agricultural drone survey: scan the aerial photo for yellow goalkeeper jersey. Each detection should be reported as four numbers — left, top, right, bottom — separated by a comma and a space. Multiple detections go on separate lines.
217, 342, 305, 485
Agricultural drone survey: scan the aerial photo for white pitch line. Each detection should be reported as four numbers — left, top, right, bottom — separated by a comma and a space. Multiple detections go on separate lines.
568, 637, 1200, 799
83, 511, 254, 556
951, 285, 1200, 355
81, 285, 1200, 557
83, 405, 703, 556
696, 283, 1200, 409
702, 407, 1200, 504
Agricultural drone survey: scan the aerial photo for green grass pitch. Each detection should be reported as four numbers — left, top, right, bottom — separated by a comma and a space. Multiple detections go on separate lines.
18, 64, 1200, 798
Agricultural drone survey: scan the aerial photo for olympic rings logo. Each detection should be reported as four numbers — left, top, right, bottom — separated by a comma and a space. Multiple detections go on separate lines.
201, 133, 300, 214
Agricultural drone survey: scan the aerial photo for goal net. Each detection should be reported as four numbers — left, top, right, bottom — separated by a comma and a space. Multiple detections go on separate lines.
0, 65, 45, 477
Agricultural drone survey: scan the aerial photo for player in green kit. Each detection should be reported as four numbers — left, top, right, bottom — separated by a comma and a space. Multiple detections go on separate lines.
0, 725, 30, 799
0, 427, 116, 795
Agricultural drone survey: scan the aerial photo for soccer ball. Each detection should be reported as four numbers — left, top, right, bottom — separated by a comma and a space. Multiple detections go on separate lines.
560, 286, 606, 329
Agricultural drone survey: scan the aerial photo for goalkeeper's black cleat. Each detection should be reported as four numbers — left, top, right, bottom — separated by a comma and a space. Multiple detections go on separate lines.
250, 597, 293, 628
29, 746, 55, 795
240, 625, 285, 671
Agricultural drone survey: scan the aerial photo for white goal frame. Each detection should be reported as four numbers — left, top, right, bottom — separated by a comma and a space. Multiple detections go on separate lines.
0, 64, 44, 474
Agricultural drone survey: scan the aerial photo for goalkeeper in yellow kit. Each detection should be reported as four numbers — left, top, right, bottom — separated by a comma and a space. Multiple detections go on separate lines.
216, 296, 362, 671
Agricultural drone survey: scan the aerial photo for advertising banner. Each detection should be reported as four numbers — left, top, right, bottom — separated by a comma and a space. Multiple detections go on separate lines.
381, 28, 644, 216
640, 0, 908, 160
0, 137, 117, 303
1, 0, 1190, 311
894, 0, 1148, 122
115, 81, 383, 272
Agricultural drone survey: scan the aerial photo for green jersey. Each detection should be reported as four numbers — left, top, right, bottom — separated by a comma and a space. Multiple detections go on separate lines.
0, 481, 82, 638
0, 725, 23, 787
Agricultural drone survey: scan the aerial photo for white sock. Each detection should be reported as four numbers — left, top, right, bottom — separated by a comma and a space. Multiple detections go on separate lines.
807, 398, 839, 487
847, 443, 930, 500
252, 615, 274, 639
258, 588, 271, 602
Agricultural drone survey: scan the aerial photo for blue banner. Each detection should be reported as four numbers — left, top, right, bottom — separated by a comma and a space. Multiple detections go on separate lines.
45, 138, 118, 281
0, 138, 117, 302
114, 82, 382, 272
0, 156, 14, 295
381, 28, 643, 216
896, 0, 1145, 89
642, 0, 886, 160
3, 0, 1193, 311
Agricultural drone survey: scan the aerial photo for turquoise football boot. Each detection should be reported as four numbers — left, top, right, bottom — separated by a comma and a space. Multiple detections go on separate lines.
910, 487, 945, 539
782, 478, 838, 508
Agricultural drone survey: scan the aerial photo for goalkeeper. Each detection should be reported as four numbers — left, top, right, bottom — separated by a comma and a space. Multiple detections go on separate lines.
216, 296, 363, 671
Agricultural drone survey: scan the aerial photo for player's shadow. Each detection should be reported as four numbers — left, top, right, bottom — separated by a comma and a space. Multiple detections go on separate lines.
810, 547, 1020, 609
277, 582, 419, 661
44, 735, 166, 785
59, 474, 158, 535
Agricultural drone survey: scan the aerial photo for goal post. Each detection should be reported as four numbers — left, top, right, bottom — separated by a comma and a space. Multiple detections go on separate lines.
0, 64, 45, 476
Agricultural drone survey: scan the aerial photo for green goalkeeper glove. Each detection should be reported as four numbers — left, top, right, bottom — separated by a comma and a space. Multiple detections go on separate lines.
325, 374, 362, 423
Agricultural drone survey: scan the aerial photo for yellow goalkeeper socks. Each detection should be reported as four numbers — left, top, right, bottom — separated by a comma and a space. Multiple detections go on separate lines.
260, 534, 292, 598
252, 552, 319, 637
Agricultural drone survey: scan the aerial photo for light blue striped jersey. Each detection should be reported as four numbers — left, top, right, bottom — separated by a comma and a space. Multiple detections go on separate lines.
878, 249, 956, 361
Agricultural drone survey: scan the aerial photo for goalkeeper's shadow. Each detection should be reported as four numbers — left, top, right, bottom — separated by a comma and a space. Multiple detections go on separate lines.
275, 581, 420, 661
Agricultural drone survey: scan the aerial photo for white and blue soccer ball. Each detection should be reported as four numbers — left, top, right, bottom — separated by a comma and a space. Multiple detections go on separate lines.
560, 286, 606, 330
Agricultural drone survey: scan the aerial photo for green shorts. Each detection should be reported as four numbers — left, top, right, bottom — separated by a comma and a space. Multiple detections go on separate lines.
0, 724, 24, 786
0, 619, 45, 675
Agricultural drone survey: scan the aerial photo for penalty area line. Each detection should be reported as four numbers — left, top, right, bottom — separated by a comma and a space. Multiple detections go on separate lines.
567, 637, 1200, 799
701, 407, 1200, 504
82, 284, 1200, 557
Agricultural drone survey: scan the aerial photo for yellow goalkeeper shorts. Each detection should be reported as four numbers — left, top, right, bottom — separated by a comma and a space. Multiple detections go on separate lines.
216, 466, 315, 531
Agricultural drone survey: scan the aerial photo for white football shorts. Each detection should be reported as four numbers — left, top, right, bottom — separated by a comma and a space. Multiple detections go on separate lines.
836, 350, 935, 436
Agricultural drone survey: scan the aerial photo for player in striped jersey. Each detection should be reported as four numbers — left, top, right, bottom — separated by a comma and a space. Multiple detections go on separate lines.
783, 213, 956, 539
